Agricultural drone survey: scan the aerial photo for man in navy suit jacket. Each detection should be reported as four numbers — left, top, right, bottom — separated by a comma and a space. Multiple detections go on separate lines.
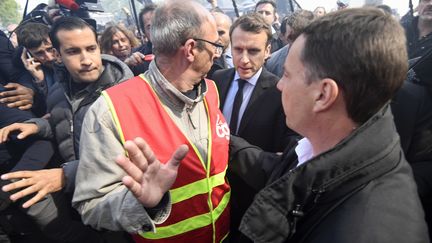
211, 13, 298, 235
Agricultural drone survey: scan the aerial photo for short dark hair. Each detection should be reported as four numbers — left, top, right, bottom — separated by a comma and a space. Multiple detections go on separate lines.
139, 4, 157, 33
376, 5, 392, 15
229, 13, 272, 45
17, 23, 50, 49
254, 0, 277, 13
49, 16, 97, 50
281, 10, 314, 42
301, 8, 407, 124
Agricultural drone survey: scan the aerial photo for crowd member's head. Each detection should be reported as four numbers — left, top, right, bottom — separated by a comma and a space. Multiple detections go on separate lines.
99, 25, 140, 61
229, 13, 272, 80
212, 12, 232, 52
17, 22, 56, 68
47, 5, 63, 23
7, 24, 18, 48
254, 0, 277, 26
376, 4, 392, 15
278, 8, 407, 136
139, 4, 156, 42
50, 16, 103, 83
418, 0, 432, 22
151, 0, 222, 91
313, 6, 327, 17
280, 10, 314, 46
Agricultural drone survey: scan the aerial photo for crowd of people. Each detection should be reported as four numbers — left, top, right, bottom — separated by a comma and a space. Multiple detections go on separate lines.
0, 0, 431, 242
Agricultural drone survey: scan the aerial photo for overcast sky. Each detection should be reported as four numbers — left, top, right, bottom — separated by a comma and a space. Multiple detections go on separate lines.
299, 0, 410, 15
22, 0, 411, 18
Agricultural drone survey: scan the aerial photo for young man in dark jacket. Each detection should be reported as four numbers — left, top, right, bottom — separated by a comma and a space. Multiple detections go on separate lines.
0, 17, 134, 243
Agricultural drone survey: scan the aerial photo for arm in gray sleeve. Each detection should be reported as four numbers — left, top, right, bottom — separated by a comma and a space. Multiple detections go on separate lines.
25, 117, 53, 139
72, 97, 170, 233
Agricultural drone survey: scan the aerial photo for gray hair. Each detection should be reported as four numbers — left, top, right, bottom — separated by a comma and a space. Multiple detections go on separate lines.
151, 1, 206, 56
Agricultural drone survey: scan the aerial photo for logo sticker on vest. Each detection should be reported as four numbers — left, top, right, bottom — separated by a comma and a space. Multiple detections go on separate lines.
216, 114, 230, 140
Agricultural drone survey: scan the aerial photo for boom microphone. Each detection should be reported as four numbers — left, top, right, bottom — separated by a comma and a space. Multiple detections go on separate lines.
55, 0, 80, 11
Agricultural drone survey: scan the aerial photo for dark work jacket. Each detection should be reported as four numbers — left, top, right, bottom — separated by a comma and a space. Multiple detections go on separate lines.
0, 103, 55, 174
402, 16, 432, 59
0, 31, 20, 85
230, 105, 429, 243
391, 82, 432, 238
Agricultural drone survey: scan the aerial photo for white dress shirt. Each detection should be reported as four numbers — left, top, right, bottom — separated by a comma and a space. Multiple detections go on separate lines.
222, 68, 263, 132
295, 137, 314, 167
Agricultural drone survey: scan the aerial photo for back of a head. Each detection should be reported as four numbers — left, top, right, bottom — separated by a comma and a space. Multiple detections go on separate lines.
49, 16, 97, 50
283, 10, 315, 42
301, 8, 408, 124
212, 12, 232, 26
229, 13, 272, 45
139, 3, 157, 33
151, 0, 208, 56
17, 22, 50, 49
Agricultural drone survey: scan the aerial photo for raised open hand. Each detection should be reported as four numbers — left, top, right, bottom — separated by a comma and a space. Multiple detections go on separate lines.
116, 137, 188, 208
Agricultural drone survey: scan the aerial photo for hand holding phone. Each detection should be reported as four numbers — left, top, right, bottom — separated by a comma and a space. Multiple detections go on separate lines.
21, 48, 44, 82
26, 51, 35, 65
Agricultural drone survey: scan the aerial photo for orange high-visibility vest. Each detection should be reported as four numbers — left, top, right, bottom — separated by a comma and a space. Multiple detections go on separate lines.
102, 75, 231, 243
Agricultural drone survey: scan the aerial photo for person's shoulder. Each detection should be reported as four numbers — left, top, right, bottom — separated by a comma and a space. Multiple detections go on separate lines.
212, 67, 235, 81
85, 96, 113, 125
261, 67, 280, 84
395, 82, 429, 105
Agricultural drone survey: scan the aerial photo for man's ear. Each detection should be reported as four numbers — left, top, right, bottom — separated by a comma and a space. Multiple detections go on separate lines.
313, 78, 339, 112
183, 39, 196, 62
264, 43, 271, 60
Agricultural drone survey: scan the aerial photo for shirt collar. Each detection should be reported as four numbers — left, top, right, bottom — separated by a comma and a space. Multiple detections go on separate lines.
233, 67, 263, 86
146, 60, 207, 110
295, 137, 314, 167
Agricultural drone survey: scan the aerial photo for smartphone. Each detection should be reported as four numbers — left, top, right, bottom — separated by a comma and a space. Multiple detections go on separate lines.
26, 51, 35, 65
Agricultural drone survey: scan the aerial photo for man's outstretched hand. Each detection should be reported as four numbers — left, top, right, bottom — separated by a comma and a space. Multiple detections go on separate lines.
116, 137, 188, 208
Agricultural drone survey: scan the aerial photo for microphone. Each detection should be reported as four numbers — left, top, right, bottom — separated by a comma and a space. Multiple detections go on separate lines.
55, 0, 80, 11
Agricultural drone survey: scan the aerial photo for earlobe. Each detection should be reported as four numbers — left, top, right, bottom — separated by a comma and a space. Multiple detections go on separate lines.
313, 79, 339, 112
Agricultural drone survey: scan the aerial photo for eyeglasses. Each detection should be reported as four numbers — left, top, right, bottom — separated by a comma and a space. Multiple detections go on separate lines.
193, 38, 224, 55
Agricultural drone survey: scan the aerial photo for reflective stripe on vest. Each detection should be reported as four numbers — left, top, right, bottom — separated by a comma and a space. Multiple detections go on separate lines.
102, 75, 230, 242
141, 190, 230, 239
